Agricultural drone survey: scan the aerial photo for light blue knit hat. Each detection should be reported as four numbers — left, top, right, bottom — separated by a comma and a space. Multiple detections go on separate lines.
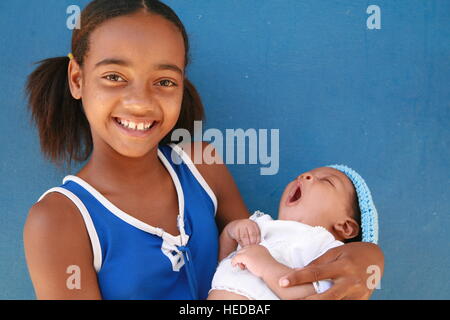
327, 165, 379, 244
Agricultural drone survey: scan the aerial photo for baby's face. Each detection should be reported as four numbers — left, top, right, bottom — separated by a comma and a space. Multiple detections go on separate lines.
278, 167, 356, 230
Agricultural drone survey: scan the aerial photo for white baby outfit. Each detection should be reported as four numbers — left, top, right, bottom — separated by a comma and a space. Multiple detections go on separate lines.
210, 211, 344, 300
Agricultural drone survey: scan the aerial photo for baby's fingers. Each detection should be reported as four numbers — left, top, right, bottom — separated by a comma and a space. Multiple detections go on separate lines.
239, 227, 251, 247
249, 225, 261, 245
231, 255, 246, 270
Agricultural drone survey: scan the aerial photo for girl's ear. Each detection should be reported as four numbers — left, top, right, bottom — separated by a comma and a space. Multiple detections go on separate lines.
332, 218, 360, 241
68, 59, 83, 100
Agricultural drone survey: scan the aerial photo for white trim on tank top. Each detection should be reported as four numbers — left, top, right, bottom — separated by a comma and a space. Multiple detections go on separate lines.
35, 144, 217, 273
60, 148, 189, 247
37, 187, 103, 272
169, 143, 218, 216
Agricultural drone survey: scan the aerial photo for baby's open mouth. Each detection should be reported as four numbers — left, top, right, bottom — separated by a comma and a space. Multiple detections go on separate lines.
288, 183, 302, 204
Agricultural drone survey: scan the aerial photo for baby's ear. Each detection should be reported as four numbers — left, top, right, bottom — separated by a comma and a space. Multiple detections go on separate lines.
332, 218, 359, 241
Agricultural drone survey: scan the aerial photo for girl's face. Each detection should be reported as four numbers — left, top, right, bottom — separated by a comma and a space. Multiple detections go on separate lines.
69, 11, 186, 158
278, 167, 356, 230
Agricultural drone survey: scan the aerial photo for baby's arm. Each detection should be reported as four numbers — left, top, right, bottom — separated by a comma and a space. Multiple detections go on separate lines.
232, 245, 316, 300
218, 225, 238, 261
218, 219, 261, 261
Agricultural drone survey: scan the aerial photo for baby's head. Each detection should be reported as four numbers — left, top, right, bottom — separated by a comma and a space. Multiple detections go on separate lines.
278, 165, 378, 244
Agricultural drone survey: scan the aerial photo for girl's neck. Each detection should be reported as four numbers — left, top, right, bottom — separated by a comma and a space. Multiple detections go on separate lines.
76, 143, 165, 194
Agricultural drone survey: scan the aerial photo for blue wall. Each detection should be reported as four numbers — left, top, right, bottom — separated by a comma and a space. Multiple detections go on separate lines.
0, 0, 448, 299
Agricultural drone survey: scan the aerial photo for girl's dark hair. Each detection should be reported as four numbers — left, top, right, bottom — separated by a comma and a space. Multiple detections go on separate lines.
26, 0, 204, 170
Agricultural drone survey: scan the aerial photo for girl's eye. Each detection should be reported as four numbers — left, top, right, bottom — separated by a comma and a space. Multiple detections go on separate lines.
103, 74, 126, 82
157, 79, 177, 87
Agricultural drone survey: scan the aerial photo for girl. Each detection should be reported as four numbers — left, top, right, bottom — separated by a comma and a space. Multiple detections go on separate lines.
23, 0, 383, 300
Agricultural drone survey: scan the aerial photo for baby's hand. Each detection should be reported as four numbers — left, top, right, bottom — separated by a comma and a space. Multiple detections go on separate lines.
226, 219, 261, 248
231, 245, 275, 278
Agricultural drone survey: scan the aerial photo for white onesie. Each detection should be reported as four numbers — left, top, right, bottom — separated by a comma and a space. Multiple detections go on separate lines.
210, 211, 344, 300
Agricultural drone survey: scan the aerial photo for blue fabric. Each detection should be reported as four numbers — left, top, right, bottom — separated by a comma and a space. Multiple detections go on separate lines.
59, 144, 219, 300
327, 164, 379, 244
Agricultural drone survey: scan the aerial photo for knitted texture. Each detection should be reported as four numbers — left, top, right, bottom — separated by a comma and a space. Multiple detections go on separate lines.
327, 165, 379, 244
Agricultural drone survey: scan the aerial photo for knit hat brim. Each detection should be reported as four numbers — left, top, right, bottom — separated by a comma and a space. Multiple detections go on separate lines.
327, 165, 379, 244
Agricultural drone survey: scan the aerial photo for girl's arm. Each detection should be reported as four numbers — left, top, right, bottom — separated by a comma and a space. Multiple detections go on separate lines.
182, 142, 254, 261
182, 142, 251, 232
279, 242, 384, 299
23, 192, 102, 300
261, 262, 316, 300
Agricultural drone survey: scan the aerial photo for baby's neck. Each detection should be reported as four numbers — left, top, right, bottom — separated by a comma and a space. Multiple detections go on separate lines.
277, 215, 342, 241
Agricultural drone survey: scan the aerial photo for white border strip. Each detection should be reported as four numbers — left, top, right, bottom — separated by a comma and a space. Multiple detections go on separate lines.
170, 143, 218, 216
62, 174, 185, 246
37, 187, 103, 272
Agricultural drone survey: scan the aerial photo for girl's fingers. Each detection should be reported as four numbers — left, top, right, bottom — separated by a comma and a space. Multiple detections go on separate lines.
302, 281, 349, 300
279, 260, 344, 287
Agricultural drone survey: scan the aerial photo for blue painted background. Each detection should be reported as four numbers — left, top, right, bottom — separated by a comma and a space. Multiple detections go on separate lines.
0, 0, 448, 299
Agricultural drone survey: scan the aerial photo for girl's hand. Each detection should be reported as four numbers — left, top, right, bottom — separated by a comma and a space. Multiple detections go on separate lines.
231, 244, 276, 278
226, 219, 261, 248
279, 242, 384, 300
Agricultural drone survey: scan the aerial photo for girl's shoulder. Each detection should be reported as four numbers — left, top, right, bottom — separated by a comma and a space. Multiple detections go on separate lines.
27, 191, 83, 228
175, 141, 250, 228
24, 192, 101, 299
24, 191, 93, 258
175, 141, 222, 197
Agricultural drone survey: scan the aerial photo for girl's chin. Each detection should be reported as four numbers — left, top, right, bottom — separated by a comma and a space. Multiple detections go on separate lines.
109, 127, 166, 156
112, 141, 159, 158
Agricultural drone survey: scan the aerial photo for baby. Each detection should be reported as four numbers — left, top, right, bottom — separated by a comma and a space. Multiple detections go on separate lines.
207, 164, 378, 300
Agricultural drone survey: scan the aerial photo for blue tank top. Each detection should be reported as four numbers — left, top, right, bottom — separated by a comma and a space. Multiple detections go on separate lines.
37, 144, 219, 300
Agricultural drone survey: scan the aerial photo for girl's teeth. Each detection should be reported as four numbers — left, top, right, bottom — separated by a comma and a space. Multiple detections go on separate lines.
116, 118, 153, 131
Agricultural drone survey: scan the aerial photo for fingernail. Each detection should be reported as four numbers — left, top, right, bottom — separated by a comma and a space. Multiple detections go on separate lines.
279, 279, 289, 287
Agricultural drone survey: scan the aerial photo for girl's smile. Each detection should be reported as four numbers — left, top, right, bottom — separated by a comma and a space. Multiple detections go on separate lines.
112, 116, 160, 139
69, 11, 186, 157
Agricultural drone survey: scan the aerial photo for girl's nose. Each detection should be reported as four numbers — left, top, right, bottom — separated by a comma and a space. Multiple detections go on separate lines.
125, 83, 157, 108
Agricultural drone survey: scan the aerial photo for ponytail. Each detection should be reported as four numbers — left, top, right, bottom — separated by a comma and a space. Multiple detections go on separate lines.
26, 0, 205, 168
25, 56, 92, 170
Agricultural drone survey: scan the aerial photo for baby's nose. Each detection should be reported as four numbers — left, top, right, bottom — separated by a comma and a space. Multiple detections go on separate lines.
299, 173, 313, 181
